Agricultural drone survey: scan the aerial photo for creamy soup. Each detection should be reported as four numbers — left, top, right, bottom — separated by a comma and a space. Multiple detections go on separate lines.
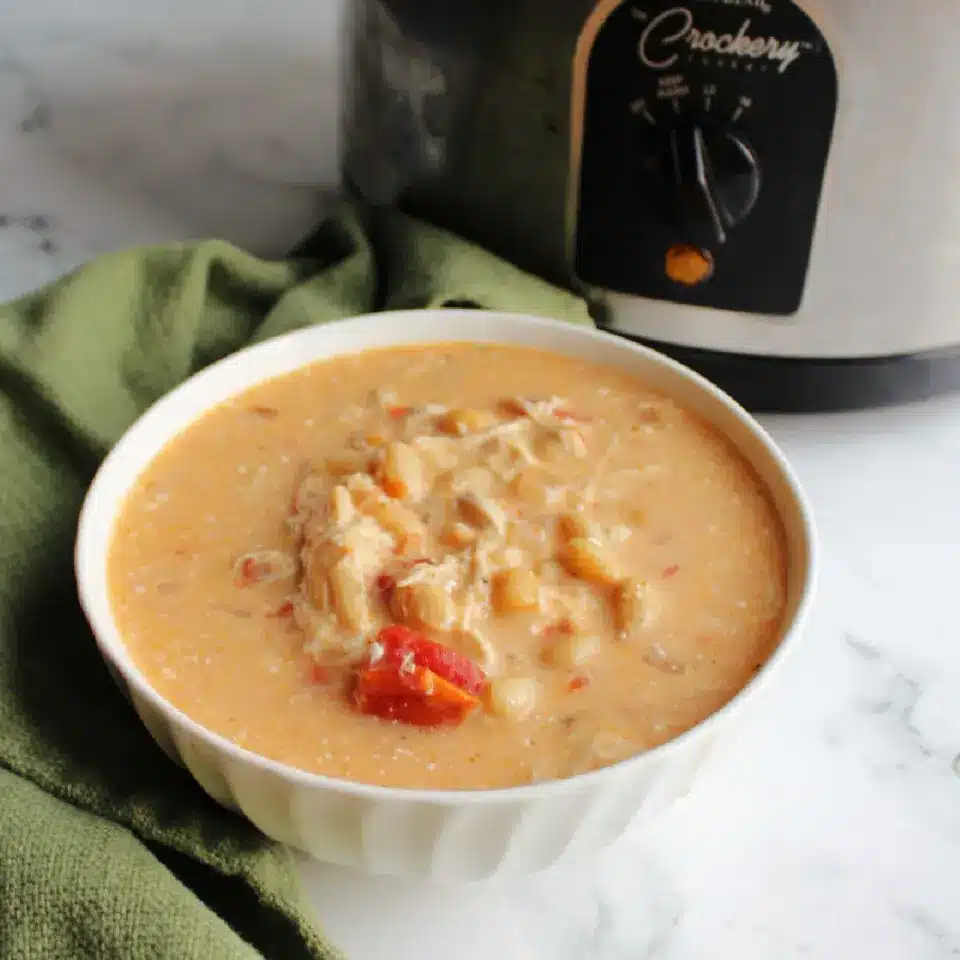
109, 344, 787, 790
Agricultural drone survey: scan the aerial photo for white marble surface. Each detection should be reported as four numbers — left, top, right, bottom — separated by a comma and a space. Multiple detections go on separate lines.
3, 3, 958, 957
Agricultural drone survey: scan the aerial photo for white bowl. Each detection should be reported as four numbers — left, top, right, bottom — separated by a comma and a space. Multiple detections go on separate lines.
75, 310, 817, 881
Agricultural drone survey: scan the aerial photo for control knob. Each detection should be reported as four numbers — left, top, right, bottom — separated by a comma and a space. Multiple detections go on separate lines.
651, 120, 761, 247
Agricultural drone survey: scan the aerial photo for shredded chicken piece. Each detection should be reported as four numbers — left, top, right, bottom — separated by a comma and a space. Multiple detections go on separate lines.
461, 623, 498, 675
411, 435, 460, 470
516, 396, 571, 429
503, 434, 539, 466
451, 466, 495, 498
562, 431, 589, 459
397, 555, 462, 591
301, 611, 369, 667
327, 515, 395, 578
293, 472, 328, 515
460, 417, 531, 450
458, 492, 507, 535
456, 542, 499, 673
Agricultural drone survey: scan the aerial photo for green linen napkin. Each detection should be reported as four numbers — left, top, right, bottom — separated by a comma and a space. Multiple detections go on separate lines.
0, 203, 591, 960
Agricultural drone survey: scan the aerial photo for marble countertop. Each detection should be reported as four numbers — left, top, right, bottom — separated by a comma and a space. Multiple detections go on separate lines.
3, 2, 958, 957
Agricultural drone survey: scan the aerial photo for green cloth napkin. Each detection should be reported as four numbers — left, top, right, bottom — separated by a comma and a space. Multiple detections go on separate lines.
0, 202, 590, 960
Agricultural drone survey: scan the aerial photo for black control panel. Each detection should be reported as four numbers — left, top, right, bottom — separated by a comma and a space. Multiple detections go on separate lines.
572, 0, 837, 316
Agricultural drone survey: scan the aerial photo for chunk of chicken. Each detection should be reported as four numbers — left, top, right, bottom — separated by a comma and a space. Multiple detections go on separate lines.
392, 579, 457, 632
329, 485, 356, 527
361, 493, 427, 549
328, 555, 373, 632
379, 441, 427, 501
487, 677, 539, 721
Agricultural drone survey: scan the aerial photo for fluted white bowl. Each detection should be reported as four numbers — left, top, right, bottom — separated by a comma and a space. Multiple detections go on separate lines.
76, 310, 817, 880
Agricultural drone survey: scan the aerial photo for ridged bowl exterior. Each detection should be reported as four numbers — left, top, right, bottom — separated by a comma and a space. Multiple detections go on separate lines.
126, 678, 727, 879
76, 311, 816, 880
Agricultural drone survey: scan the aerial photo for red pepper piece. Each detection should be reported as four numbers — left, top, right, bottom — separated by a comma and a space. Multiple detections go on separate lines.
374, 625, 486, 695
662, 564, 680, 579
569, 674, 592, 692
235, 557, 262, 587
354, 663, 480, 727
375, 573, 396, 606
387, 405, 413, 420
359, 695, 463, 727
248, 405, 279, 419
356, 664, 479, 707
266, 600, 295, 619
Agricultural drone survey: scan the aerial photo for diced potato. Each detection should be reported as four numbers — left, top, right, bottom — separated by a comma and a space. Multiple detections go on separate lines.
329, 485, 356, 527
487, 677, 539, 721
442, 521, 478, 549
380, 441, 426, 501
328, 556, 372, 632
612, 578, 660, 640
438, 408, 497, 436
493, 567, 540, 614
561, 537, 620, 586
362, 494, 427, 547
510, 468, 553, 509
458, 493, 507, 534
546, 631, 601, 669
392, 579, 456, 631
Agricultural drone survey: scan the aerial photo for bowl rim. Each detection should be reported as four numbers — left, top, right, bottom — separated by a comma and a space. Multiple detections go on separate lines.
75, 309, 818, 806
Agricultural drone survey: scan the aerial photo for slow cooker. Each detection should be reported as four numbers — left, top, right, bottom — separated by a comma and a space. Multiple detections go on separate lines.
340, 0, 960, 411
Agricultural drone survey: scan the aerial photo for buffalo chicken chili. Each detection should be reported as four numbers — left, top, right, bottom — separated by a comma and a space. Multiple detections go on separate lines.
109, 344, 787, 789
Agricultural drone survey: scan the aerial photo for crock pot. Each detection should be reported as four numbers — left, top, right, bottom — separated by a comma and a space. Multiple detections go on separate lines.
340, 0, 960, 411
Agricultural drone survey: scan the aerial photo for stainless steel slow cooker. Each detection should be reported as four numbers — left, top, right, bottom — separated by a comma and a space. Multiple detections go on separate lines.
341, 0, 960, 410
